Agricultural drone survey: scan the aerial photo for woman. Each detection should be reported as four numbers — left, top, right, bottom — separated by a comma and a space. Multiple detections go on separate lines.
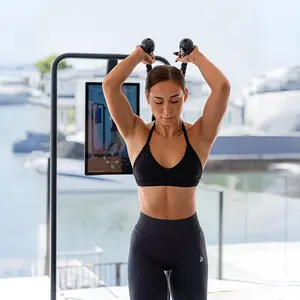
103, 42, 230, 300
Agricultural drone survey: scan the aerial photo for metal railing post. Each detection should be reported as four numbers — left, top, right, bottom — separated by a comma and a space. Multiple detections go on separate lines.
45, 157, 50, 276
218, 191, 224, 280
116, 263, 121, 286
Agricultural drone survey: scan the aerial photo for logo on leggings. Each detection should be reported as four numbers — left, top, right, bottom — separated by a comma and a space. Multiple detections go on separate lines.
199, 256, 204, 263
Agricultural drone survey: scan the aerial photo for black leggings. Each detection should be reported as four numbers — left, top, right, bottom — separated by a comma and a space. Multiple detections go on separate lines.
128, 211, 208, 300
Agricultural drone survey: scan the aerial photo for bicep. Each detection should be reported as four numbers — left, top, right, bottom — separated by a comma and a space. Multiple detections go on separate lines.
102, 82, 137, 138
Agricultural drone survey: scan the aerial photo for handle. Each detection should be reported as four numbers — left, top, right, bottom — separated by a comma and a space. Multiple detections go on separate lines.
141, 38, 156, 122
140, 38, 155, 55
140, 38, 155, 74
179, 38, 195, 56
178, 38, 195, 76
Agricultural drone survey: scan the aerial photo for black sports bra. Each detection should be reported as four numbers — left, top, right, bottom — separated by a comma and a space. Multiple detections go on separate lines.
132, 121, 203, 187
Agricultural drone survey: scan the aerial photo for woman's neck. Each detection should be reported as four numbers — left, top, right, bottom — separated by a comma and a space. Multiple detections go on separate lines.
154, 119, 183, 138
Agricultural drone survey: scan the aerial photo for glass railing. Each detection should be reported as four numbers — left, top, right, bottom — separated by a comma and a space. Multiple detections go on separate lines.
202, 172, 300, 285
15, 171, 297, 291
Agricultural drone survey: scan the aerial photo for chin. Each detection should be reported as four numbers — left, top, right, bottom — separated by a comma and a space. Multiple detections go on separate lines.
160, 117, 178, 123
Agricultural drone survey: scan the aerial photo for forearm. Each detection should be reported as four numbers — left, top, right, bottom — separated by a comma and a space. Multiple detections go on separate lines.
191, 51, 230, 92
103, 48, 142, 88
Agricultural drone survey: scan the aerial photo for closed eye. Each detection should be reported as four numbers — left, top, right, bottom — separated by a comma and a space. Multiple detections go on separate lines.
155, 100, 179, 104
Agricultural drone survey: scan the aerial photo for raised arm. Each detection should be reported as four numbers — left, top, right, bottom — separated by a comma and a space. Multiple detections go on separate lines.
175, 45, 230, 142
102, 46, 155, 139
192, 48, 231, 141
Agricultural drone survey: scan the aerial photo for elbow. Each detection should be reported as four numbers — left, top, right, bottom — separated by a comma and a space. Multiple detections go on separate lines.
220, 80, 231, 93
218, 80, 231, 99
211, 81, 231, 97
103, 78, 122, 93
102, 78, 112, 91
211, 80, 231, 95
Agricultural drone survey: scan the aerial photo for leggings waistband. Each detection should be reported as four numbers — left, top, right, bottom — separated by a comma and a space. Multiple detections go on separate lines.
135, 211, 201, 237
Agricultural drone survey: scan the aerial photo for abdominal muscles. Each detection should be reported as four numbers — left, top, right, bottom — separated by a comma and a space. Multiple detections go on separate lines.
137, 186, 197, 220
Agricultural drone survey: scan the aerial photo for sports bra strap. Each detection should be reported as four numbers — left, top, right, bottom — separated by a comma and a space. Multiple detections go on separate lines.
181, 121, 190, 144
146, 121, 156, 144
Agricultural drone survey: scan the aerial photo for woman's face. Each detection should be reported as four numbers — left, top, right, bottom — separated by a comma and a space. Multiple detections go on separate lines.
146, 80, 188, 124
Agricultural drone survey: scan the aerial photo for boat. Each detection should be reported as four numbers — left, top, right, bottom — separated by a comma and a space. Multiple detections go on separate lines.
12, 131, 66, 154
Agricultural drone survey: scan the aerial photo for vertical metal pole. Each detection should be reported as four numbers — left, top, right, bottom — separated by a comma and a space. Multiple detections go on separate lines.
45, 157, 50, 276
116, 263, 121, 286
106, 59, 118, 74
218, 191, 224, 280
50, 58, 59, 300
284, 176, 288, 278
244, 174, 248, 242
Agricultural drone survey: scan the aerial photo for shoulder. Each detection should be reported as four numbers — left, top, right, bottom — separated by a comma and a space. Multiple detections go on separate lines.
184, 117, 210, 142
187, 116, 217, 148
185, 117, 203, 135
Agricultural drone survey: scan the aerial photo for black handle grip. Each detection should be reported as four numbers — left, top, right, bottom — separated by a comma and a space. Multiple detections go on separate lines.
179, 38, 195, 56
141, 38, 156, 122
178, 38, 195, 77
140, 38, 155, 55
140, 38, 155, 76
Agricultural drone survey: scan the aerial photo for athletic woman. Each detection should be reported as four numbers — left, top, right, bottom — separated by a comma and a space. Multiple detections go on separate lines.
103, 42, 230, 300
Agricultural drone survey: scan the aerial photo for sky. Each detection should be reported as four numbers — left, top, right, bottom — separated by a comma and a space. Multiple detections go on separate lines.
1, 0, 300, 98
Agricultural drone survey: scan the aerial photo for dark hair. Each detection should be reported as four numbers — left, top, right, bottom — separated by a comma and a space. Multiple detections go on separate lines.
145, 65, 186, 94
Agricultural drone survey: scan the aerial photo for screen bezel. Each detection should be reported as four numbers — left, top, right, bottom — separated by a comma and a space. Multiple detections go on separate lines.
84, 81, 140, 175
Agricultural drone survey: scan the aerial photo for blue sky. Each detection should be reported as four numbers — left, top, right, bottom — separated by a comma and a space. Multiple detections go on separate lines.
1, 0, 300, 96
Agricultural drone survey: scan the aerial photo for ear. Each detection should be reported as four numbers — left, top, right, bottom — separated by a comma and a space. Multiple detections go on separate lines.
184, 88, 188, 102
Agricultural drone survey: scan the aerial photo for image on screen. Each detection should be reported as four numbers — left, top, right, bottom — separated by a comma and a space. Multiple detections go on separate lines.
85, 82, 140, 175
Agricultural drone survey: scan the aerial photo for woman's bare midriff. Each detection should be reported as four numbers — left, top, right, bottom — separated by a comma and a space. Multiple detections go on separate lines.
137, 186, 197, 220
